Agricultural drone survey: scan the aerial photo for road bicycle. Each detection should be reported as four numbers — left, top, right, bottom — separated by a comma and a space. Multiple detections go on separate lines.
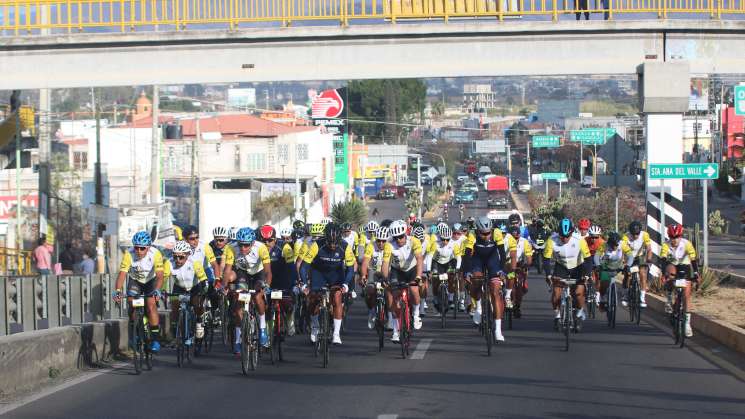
236, 289, 260, 375
556, 277, 577, 352
605, 271, 618, 329
437, 271, 450, 329
373, 279, 387, 352
628, 266, 642, 325
586, 271, 598, 320
391, 282, 413, 359
125, 293, 154, 375
169, 291, 195, 367
314, 286, 339, 368
268, 289, 291, 363
670, 275, 689, 348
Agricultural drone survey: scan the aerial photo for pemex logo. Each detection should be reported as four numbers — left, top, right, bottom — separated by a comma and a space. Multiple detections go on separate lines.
311, 89, 344, 119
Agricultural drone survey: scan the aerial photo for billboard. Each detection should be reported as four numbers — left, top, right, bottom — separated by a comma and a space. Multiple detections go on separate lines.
474, 140, 506, 154
312, 88, 348, 186
0, 194, 38, 220
689, 77, 709, 111
228, 88, 256, 109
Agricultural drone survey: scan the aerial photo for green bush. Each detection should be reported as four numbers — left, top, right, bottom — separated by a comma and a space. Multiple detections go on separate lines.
331, 199, 368, 227
708, 210, 727, 236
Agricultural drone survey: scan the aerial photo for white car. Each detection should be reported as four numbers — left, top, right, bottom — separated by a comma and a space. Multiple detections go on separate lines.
581, 176, 593, 187
518, 184, 531, 193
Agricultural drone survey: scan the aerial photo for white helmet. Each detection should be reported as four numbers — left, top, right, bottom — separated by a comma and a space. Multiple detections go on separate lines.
376, 227, 391, 241
212, 226, 228, 238
439, 225, 453, 240
389, 220, 407, 237
173, 240, 191, 254
588, 225, 602, 237
320, 217, 333, 226
279, 226, 293, 238
228, 227, 239, 241
365, 220, 380, 234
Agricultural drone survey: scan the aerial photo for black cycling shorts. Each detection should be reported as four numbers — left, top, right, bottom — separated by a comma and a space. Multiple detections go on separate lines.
390, 267, 417, 285
233, 270, 265, 291
127, 279, 156, 297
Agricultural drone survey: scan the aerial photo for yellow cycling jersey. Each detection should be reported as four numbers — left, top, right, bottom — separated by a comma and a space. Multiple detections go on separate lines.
355, 234, 369, 259
281, 242, 295, 264
295, 237, 315, 261
170, 259, 208, 290
594, 242, 633, 271
302, 241, 356, 267
504, 235, 533, 264
363, 241, 390, 273
190, 241, 216, 265
383, 236, 423, 272
543, 235, 591, 270
231, 242, 271, 275
219, 244, 236, 266
660, 238, 696, 265
119, 247, 165, 284
621, 231, 651, 258
464, 229, 505, 253
430, 238, 461, 265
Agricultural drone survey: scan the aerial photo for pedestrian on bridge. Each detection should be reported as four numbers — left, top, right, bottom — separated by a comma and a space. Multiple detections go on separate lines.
576, 0, 590, 20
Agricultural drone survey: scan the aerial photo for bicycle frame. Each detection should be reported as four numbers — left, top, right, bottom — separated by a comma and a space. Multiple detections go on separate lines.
556, 277, 576, 352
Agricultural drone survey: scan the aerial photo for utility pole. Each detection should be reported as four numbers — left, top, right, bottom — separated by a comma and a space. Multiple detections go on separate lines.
526, 139, 531, 187
360, 135, 366, 201
13, 94, 22, 252
38, 88, 51, 241
189, 117, 200, 225
94, 89, 102, 206
150, 85, 161, 203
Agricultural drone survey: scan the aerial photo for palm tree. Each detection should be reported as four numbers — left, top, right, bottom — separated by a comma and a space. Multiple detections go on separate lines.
331, 199, 368, 227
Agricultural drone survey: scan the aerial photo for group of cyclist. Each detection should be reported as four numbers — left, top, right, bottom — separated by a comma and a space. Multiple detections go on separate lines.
112, 206, 701, 358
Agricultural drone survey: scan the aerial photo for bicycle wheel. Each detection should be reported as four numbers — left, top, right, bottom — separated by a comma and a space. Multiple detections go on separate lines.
221, 296, 230, 348
250, 312, 260, 368
271, 305, 281, 364
609, 283, 617, 329
628, 284, 636, 323
205, 311, 214, 354
176, 309, 185, 367
320, 308, 329, 368
484, 297, 492, 356
240, 314, 250, 375
563, 296, 571, 352
536, 253, 543, 274
400, 300, 410, 359
440, 284, 448, 329
132, 311, 143, 375
678, 296, 687, 349
634, 280, 642, 326
587, 281, 596, 320
506, 299, 513, 331
376, 301, 385, 352
452, 285, 458, 320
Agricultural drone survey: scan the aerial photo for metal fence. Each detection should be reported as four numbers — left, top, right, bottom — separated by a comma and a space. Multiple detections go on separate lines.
0, 274, 127, 336
0, 0, 743, 36
0, 248, 34, 276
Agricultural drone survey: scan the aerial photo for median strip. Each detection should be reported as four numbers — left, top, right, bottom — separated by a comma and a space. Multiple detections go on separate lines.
410, 339, 433, 360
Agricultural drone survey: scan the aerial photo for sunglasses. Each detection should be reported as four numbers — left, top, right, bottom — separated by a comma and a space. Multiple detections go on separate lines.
134, 246, 148, 251
214, 238, 226, 243
174, 254, 188, 260
187, 235, 199, 241
239, 243, 252, 248
394, 235, 406, 240
478, 231, 491, 236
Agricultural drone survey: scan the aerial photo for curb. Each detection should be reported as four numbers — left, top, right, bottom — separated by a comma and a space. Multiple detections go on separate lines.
646, 292, 745, 355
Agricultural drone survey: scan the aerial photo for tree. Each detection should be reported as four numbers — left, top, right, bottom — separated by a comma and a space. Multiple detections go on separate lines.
347, 79, 427, 142
331, 199, 367, 227
252, 194, 294, 225
431, 101, 445, 120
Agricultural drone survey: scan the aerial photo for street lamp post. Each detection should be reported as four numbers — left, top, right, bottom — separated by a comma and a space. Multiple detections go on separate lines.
281, 164, 286, 194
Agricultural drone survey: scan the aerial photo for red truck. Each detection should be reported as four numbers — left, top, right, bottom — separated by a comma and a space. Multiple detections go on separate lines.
486, 176, 510, 209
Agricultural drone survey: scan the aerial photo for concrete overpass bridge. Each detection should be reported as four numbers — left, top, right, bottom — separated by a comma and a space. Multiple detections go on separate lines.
0, 0, 744, 89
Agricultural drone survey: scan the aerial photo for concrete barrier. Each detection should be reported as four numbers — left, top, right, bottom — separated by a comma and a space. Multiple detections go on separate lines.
0, 318, 128, 398
646, 292, 745, 355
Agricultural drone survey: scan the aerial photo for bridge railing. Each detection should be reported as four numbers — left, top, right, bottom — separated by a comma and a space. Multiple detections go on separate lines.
0, 274, 127, 336
0, 0, 743, 36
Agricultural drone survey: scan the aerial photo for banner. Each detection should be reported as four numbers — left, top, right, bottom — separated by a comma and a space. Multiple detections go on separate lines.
311, 87, 348, 186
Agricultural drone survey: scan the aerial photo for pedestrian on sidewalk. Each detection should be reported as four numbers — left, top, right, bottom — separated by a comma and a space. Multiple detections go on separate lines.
32, 236, 53, 275
59, 242, 75, 275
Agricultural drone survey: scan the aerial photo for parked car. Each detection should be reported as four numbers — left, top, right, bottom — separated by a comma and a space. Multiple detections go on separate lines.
487, 193, 510, 209
403, 181, 417, 192
377, 186, 397, 200
454, 189, 477, 204
518, 184, 531, 193
581, 176, 593, 188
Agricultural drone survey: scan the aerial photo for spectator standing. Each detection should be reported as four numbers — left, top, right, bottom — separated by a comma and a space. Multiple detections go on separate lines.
33, 236, 53, 275
59, 242, 75, 275
79, 251, 96, 274
576, 0, 589, 20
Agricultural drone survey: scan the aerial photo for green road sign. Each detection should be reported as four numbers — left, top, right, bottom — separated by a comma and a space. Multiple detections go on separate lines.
736, 85, 745, 116
541, 172, 568, 181
532, 135, 561, 148
569, 128, 616, 145
649, 163, 719, 180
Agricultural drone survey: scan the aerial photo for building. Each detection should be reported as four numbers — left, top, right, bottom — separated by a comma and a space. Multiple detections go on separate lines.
536, 99, 580, 126
462, 84, 497, 113
722, 106, 744, 160
682, 115, 712, 156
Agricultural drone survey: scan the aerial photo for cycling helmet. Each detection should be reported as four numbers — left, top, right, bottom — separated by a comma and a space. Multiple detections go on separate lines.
320, 216, 332, 226
412, 226, 426, 241
508, 212, 522, 226
173, 240, 191, 254
236, 227, 256, 244
309, 223, 325, 237
389, 220, 407, 237
475, 216, 492, 233
607, 232, 621, 248
376, 227, 391, 241
365, 220, 380, 234
341, 222, 352, 231
324, 223, 341, 245
578, 218, 591, 230
182, 225, 199, 239
628, 221, 642, 236
429, 225, 438, 235
259, 225, 276, 241
667, 223, 684, 239
437, 222, 449, 236
533, 218, 545, 229
380, 219, 393, 228
466, 216, 476, 230
132, 231, 152, 247
439, 225, 453, 240
292, 220, 305, 231
558, 218, 574, 238
279, 227, 293, 238
508, 225, 521, 237
453, 222, 464, 232
588, 225, 602, 237
212, 226, 228, 238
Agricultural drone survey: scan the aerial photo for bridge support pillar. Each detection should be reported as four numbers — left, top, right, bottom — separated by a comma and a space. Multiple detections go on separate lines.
637, 62, 690, 258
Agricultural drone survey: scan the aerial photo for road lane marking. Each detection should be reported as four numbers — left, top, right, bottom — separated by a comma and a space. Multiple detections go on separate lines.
0, 362, 128, 417
410, 338, 433, 360
377, 415, 398, 419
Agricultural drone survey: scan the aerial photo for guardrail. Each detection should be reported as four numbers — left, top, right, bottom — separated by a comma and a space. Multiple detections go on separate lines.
0, 274, 126, 336
0, 248, 33, 276
0, 0, 743, 36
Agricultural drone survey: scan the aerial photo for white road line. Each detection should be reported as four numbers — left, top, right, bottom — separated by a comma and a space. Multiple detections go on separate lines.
0, 362, 128, 417
410, 338, 433, 360
377, 415, 398, 419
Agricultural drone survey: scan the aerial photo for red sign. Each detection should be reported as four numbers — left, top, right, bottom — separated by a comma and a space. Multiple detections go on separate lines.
311, 89, 344, 119
0, 194, 38, 219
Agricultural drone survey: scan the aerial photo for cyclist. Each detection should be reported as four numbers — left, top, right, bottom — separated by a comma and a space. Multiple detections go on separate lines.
508, 211, 529, 239
593, 232, 632, 311
280, 226, 293, 243
504, 225, 532, 318
577, 218, 592, 240
621, 221, 653, 308
586, 224, 605, 304
466, 216, 507, 342
543, 218, 592, 331
223, 227, 272, 353
208, 226, 233, 322
300, 223, 355, 345
659, 223, 699, 337
296, 223, 324, 275
412, 225, 433, 314
340, 222, 360, 293
381, 219, 425, 341
260, 225, 296, 337
182, 225, 219, 285
168, 240, 209, 344
361, 226, 390, 329
113, 231, 165, 353
528, 218, 550, 273
427, 224, 462, 314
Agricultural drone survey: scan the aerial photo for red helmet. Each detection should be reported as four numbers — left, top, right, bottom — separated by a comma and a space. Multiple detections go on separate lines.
259, 225, 276, 241
578, 218, 591, 230
667, 223, 683, 239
